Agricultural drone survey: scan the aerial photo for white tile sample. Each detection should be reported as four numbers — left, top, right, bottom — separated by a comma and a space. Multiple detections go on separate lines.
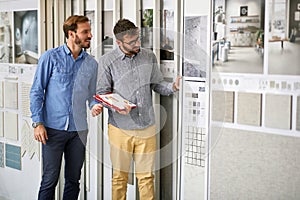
237, 92, 261, 126
265, 94, 292, 130
0, 112, 3, 137
297, 96, 300, 131
212, 90, 234, 122
0, 142, 4, 168
21, 82, 32, 117
4, 81, 18, 109
0, 81, 3, 107
4, 112, 18, 140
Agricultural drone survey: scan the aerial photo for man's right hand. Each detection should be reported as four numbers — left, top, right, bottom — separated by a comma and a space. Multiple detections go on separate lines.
117, 104, 132, 115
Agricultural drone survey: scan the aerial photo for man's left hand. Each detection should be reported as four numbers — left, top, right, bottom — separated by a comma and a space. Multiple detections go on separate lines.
173, 76, 181, 91
91, 104, 103, 117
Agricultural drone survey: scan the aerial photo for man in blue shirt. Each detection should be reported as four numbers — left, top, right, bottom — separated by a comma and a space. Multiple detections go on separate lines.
30, 15, 103, 200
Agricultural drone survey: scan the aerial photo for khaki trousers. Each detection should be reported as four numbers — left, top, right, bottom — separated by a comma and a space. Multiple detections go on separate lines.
108, 124, 156, 200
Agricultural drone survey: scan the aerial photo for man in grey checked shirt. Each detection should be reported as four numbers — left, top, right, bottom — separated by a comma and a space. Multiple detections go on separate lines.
96, 18, 180, 200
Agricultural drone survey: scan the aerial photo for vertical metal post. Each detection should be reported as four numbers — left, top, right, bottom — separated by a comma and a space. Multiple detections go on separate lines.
176, 0, 184, 199
173, 0, 183, 198
94, 1, 103, 199
38, 0, 46, 53
153, 1, 161, 199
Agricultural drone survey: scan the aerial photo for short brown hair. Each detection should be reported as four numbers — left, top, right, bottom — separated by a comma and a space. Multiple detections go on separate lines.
113, 18, 138, 40
63, 15, 90, 38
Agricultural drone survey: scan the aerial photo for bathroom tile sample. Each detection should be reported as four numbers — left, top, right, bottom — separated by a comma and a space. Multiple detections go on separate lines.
4, 82, 18, 109
237, 92, 262, 126
0, 112, 3, 137
21, 82, 32, 117
265, 94, 292, 130
5, 143, 21, 170
296, 96, 300, 131
212, 90, 234, 123
0, 142, 4, 168
0, 81, 3, 107
21, 120, 39, 160
4, 112, 18, 140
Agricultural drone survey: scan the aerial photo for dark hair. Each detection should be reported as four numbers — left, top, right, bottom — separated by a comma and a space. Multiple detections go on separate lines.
63, 15, 90, 38
113, 18, 138, 40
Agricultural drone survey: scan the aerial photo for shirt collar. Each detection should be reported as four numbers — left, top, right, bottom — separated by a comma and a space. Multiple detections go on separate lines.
63, 43, 86, 59
116, 46, 137, 60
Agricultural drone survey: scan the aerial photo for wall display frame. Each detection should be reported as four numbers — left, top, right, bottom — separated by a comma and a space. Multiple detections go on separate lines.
160, 9, 175, 60
0, 10, 38, 65
0, 12, 13, 64
183, 15, 208, 77
14, 10, 38, 64
84, 10, 95, 55
212, 0, 265, 74
268, 0, 300, 75
141, 8, 154, 49
102, 10, 114, 55
240, 6, 248, 16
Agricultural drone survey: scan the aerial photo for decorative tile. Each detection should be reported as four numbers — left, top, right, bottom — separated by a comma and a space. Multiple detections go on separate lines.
5, 144, 21, 170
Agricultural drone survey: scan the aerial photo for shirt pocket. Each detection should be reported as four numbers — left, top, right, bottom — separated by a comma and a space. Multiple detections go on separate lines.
51, 65, 73, 86
74, 69, 93, 91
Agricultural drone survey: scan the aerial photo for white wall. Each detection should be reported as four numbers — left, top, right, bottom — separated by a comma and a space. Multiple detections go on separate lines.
0, 2, 40, 200
0, 154, 40, 199
185, 0, 210, 16
0, 0, 38, 12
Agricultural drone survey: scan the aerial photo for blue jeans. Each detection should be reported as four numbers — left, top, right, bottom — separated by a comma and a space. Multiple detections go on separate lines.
38, 127, 87, 200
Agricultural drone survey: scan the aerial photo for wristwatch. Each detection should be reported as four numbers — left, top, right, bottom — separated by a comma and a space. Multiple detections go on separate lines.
32, 122, 43, 128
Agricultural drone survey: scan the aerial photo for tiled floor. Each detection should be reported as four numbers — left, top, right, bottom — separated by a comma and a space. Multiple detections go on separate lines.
212, 39, 300, 75
268, 40, 300, 75
213, 46, 264, 74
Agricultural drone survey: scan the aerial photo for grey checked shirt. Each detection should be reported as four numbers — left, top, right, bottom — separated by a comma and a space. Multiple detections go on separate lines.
97, 47, 175, 130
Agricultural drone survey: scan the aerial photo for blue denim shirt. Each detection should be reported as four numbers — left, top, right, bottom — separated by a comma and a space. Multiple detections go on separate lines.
30, 44, 98, 131
96, 47, 174, 130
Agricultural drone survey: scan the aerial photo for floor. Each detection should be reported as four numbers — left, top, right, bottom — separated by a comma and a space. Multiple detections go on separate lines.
212, 39, 300, 76
268, 39, 300, 75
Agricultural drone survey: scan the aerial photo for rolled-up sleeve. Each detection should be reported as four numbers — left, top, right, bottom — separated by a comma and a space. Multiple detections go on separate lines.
30, 53, 52, 123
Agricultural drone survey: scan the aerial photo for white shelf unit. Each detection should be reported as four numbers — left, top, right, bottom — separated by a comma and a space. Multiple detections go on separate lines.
228, 15, 260, 47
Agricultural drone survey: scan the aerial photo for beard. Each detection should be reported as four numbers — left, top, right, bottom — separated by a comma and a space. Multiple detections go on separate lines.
75, 35, 91, 49
122, 44, 140, 55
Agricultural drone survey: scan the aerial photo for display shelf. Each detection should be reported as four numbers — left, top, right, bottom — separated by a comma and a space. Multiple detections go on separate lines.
228, 15, 260, 46
230, 15, 259, 26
